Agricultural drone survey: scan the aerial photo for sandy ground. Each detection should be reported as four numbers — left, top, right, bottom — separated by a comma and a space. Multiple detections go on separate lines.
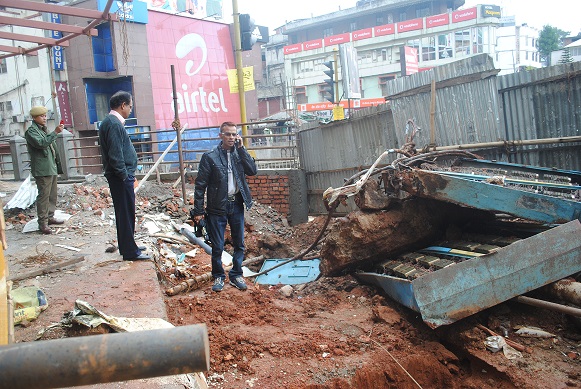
2, 178, 580, 389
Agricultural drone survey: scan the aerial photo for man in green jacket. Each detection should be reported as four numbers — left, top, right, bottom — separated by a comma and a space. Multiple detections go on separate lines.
24, 106, 65, 235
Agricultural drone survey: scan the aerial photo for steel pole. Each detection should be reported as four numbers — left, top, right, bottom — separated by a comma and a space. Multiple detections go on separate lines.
0, 324, 209, 389
232, 0, 249, 146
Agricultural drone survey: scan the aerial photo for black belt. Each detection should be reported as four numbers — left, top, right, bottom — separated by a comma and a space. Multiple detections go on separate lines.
228, 194, 239, 202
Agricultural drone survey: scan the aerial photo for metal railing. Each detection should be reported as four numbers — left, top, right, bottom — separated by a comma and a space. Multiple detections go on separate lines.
69, 119, 299, 176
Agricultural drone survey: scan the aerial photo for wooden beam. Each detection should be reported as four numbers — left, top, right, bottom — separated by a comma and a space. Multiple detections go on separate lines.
0, 45, 25, 54
0, 31, 69, 47
0, 0, 119, 22
0, 16, 98, 37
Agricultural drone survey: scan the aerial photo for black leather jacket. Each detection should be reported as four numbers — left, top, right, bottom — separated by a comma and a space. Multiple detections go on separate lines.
193, 142, 257, 216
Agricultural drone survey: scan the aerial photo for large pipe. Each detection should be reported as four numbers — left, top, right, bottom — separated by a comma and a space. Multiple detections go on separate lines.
516, 296, 581, 318
0, 324, 209, 389
180, 227, 233, 265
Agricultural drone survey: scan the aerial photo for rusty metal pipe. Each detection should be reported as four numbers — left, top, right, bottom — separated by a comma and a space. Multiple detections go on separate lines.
0, 324, 209, 389
516, 296, 581, 318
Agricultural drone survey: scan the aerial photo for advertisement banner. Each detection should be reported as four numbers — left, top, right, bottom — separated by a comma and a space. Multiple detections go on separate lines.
426, 13, 449, 28
397, 18, 424, 33
55, 81, 72, 126
324, 33, 350, 47
352, 28, 372, 41
227, 66, 255, 93
452, 7, 477, 23
374, 23, 395, 37
303, 39, 323, 51
145, 11, 240, 129
283, 43, 302, 55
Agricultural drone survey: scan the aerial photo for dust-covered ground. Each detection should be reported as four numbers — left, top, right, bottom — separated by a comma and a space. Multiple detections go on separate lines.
2, 177, 580, 389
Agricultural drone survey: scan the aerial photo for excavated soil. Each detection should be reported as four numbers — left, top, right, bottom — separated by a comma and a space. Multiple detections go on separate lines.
3, 178, 580, 389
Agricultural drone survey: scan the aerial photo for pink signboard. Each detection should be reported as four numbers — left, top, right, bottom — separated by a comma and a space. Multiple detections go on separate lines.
55, 81, 72, 126
284, 43, 303, 55
452, 7, 477, 23
145, 12, 241, 129
352, 28, 372, 41
303, 39, 323, 51
397, 18, 424, 33
374, 23, 395, 37
404, 46, 419, 75
426, 13, 449, 28
324, 33, 350, 47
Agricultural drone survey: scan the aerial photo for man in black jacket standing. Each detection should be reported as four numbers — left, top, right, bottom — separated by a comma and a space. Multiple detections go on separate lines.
192, 121, 257, 292
99, 91, 150, 261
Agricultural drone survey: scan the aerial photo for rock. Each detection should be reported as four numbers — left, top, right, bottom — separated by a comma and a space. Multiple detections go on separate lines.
280, 285, 294, 297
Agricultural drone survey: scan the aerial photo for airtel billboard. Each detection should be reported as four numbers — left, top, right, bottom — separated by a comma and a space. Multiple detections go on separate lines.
146, 11, 241, 130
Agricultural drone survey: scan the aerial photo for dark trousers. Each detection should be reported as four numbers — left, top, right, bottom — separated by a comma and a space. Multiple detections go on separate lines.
206, 197, 245, 280
107, 175, 140, 259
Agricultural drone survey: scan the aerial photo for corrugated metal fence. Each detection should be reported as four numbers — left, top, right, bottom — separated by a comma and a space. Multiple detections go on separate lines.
298, 55, 581, 214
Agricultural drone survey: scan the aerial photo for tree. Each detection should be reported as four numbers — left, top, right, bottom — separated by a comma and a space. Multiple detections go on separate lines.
538, 25, 569, 66
558, 47, 574, 64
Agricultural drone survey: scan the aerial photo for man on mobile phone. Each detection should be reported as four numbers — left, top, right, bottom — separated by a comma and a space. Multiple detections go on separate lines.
24, 106, 65, 234
192, 121, 257, 292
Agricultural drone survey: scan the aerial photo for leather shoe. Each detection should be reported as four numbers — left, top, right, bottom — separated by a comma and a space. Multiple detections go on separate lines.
39, 224, 52, 235
48, 218, 64, 225
123, 253, 151, 261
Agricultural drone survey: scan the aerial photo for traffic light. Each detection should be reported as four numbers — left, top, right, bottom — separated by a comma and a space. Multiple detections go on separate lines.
322, 61, 335, 103
239, 14, 257, 51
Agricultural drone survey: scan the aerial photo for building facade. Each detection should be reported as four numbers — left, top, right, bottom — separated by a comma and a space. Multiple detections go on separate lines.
263, 0, 542, 118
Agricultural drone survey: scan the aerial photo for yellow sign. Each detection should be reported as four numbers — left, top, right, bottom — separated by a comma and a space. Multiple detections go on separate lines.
332, 105, 345, 121
227, 66, 255, 93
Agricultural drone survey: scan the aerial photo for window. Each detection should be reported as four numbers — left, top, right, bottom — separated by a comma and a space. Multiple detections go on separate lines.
323, 27, 333, 38
472, 27, 484, 54
294, 86, 307, 105
95, 93, 110, 122
416, 7, 430, 18
0, 101, 12, 111
350, 22, 358, 32
0, 58, 7, 74
376, 16, 384, 26
26, 54, 39, 69
318, 84, 330, 101
31, 97, 44, 108
399, 12, 407, 22
421, 36, 436, 61
92, 23, 115, 72
438, 33, 453, 59
379, 75, 395, 96
455, 29, 471, 57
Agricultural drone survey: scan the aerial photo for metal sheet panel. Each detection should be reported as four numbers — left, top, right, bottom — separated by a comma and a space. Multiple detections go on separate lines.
400, 170, 581, 224
356, 220, 581, 328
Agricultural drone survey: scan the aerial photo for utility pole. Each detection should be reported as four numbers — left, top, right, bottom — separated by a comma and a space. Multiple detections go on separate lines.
231, 0, 249, 147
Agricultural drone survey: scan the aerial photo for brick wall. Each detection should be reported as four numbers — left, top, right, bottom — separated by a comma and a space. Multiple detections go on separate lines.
247, 175, 290, 216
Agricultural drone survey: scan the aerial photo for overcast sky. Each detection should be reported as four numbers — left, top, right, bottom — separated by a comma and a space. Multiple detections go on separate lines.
228, 0, 579, 35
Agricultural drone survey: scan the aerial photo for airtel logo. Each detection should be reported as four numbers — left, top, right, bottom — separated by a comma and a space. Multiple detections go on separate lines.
175, 33, 208, 76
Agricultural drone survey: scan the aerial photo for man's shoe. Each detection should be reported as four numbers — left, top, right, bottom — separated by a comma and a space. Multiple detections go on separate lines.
230, 276, 248, 291
137, 245, 147, 251
123, 253, 151, 261
48, 218, 64, 225
39, 224, 52, 235
212, 278, 224, 292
